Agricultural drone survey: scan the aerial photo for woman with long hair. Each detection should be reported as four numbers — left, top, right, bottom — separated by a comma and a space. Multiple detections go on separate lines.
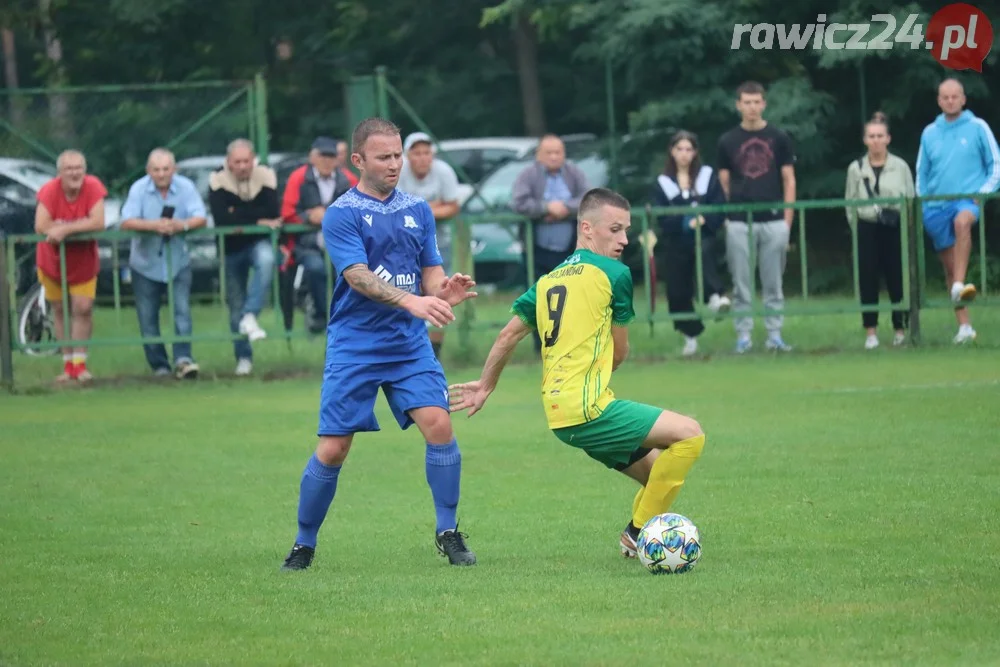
844, 111, 914, 349
650, 130, 730, 356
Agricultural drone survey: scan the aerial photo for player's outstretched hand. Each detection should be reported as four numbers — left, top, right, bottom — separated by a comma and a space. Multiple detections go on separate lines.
448, 380, 491, 417
404, 295, 455, 328
437, 273, 478, 307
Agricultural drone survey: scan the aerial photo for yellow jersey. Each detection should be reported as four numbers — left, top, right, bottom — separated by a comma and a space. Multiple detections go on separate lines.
511, 249, 635, 429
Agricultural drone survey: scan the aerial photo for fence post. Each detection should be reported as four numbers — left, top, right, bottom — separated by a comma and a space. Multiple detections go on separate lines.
639, 209, 654, 336
977, 195, 987, 298
907, 197, 922, 344
254, 73, 270, 164
375, 66, 390, 119
0, 234, 14, 392
454, 217, 474, 363
604, 58, 619, 191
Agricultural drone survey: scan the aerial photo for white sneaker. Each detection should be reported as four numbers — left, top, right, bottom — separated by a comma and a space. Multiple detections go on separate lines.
950, 281, 977, 305
953, 325, 977, 345
239, 313, 267, 342
865, 334, 879, 350
682, 336, 698, 357
707, 294, 731, 320
765, 335, 792, 352
892, 332, 906, 347
235, 358, 253, 376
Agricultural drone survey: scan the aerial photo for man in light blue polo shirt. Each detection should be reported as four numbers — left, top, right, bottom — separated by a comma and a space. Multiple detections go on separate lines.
120, 147, 208, 378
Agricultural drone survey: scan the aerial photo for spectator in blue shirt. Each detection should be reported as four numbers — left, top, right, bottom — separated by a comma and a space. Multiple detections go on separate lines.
120, 148, 208, 378
916, 78, 1000, 344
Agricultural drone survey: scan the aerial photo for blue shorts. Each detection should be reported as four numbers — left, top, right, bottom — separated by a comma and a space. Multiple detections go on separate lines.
317, 357, 449, 436
922, 199, 980, 252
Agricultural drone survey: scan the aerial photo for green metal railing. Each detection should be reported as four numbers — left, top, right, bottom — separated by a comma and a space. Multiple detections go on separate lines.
1, 192, 996, 391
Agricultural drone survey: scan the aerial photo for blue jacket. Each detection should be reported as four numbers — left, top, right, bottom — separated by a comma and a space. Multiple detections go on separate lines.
916, 110, 1000, 207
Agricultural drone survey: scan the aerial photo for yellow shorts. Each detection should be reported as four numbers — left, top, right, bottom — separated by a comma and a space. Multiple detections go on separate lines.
37, 270, 97, 301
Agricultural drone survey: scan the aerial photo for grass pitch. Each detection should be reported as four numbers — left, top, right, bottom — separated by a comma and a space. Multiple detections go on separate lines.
2, 346, 999, 666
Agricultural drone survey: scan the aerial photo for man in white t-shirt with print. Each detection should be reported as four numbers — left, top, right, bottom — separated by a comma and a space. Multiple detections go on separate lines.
398, 132, 461, 360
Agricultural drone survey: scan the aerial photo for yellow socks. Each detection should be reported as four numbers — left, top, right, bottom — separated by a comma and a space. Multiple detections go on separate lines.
633, 434, 705, 529
631, 486, 644, 527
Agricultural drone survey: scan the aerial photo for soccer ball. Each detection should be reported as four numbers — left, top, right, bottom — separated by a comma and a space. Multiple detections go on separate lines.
636, 513, 702, 575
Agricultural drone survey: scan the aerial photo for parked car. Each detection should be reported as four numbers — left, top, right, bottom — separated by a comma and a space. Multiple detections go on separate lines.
435, 134, 597, 186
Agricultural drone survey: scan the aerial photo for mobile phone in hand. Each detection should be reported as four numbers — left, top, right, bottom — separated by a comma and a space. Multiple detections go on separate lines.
161, 205, 176, 219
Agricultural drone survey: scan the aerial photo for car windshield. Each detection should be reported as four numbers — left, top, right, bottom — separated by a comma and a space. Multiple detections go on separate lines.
9, 162, 57, 190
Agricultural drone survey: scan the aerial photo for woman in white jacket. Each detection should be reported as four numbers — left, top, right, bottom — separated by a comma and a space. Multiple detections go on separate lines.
844, 112, 915, 350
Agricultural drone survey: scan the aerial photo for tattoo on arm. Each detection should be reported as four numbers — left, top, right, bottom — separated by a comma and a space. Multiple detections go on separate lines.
343, 264, 410, 307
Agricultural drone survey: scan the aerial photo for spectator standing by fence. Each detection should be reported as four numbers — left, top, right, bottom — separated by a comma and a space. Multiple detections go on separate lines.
717, 81, 797, 354
512, 134, 590, 352
119, 148, 208, 378
209, 139, 280, 376
398, 132, 461, 360
651, 130, 730, 357
294, 137, 352, 333
33, 149, 107, 383
916, 78, 1000, 345
844, 113, 913, 350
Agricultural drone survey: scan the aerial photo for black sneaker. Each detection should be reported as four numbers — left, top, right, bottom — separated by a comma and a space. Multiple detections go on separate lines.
281, 544, 315, 571
621, 521, 641, 559
435, 527, 476, 566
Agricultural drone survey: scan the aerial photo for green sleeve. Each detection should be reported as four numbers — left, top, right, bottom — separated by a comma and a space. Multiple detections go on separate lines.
611, 270, 635, 326
511, 283, 538, 330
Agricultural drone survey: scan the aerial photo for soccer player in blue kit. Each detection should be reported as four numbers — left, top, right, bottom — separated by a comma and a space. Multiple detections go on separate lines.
281, 118, 478, 570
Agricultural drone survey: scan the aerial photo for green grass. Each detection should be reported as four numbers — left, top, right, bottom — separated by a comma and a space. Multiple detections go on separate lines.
2, 349, 999, 665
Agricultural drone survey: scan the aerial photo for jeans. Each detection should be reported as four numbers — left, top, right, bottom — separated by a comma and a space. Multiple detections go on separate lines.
225, 239, 275, 361
296, 249, 330, 332
132, 266, 194, 371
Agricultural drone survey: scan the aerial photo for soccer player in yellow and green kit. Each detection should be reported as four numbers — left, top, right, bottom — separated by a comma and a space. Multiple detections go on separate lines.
448, 187, 705, 558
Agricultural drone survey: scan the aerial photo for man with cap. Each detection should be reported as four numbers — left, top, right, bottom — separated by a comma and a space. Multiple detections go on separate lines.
293, 136, 352, 333
398, 131, 461, 360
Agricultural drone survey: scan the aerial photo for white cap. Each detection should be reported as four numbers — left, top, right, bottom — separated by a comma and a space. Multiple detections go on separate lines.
403, 132, 434, 152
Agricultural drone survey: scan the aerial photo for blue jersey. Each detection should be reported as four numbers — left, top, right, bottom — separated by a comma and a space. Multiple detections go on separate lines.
322, 187, 443, 364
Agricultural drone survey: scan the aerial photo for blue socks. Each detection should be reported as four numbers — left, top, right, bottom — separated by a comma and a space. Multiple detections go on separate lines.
294, 442, 460, 547
295, 454, 342, 548
425, 439, 462, 534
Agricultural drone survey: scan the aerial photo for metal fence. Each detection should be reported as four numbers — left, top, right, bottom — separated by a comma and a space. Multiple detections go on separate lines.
2, 191, 996, 391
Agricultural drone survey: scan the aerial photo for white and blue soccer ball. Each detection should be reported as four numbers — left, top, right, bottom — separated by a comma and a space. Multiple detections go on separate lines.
636, 513, 702, 575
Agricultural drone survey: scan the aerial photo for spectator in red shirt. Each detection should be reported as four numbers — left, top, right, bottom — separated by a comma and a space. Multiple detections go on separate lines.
281, 152, 311, 225
34, 149, 107, 383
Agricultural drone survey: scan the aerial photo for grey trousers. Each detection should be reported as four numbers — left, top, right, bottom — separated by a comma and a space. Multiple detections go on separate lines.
725, 220, 789, 336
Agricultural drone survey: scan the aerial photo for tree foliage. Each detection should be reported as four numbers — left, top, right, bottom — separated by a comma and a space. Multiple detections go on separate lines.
0, 0, 997, 201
